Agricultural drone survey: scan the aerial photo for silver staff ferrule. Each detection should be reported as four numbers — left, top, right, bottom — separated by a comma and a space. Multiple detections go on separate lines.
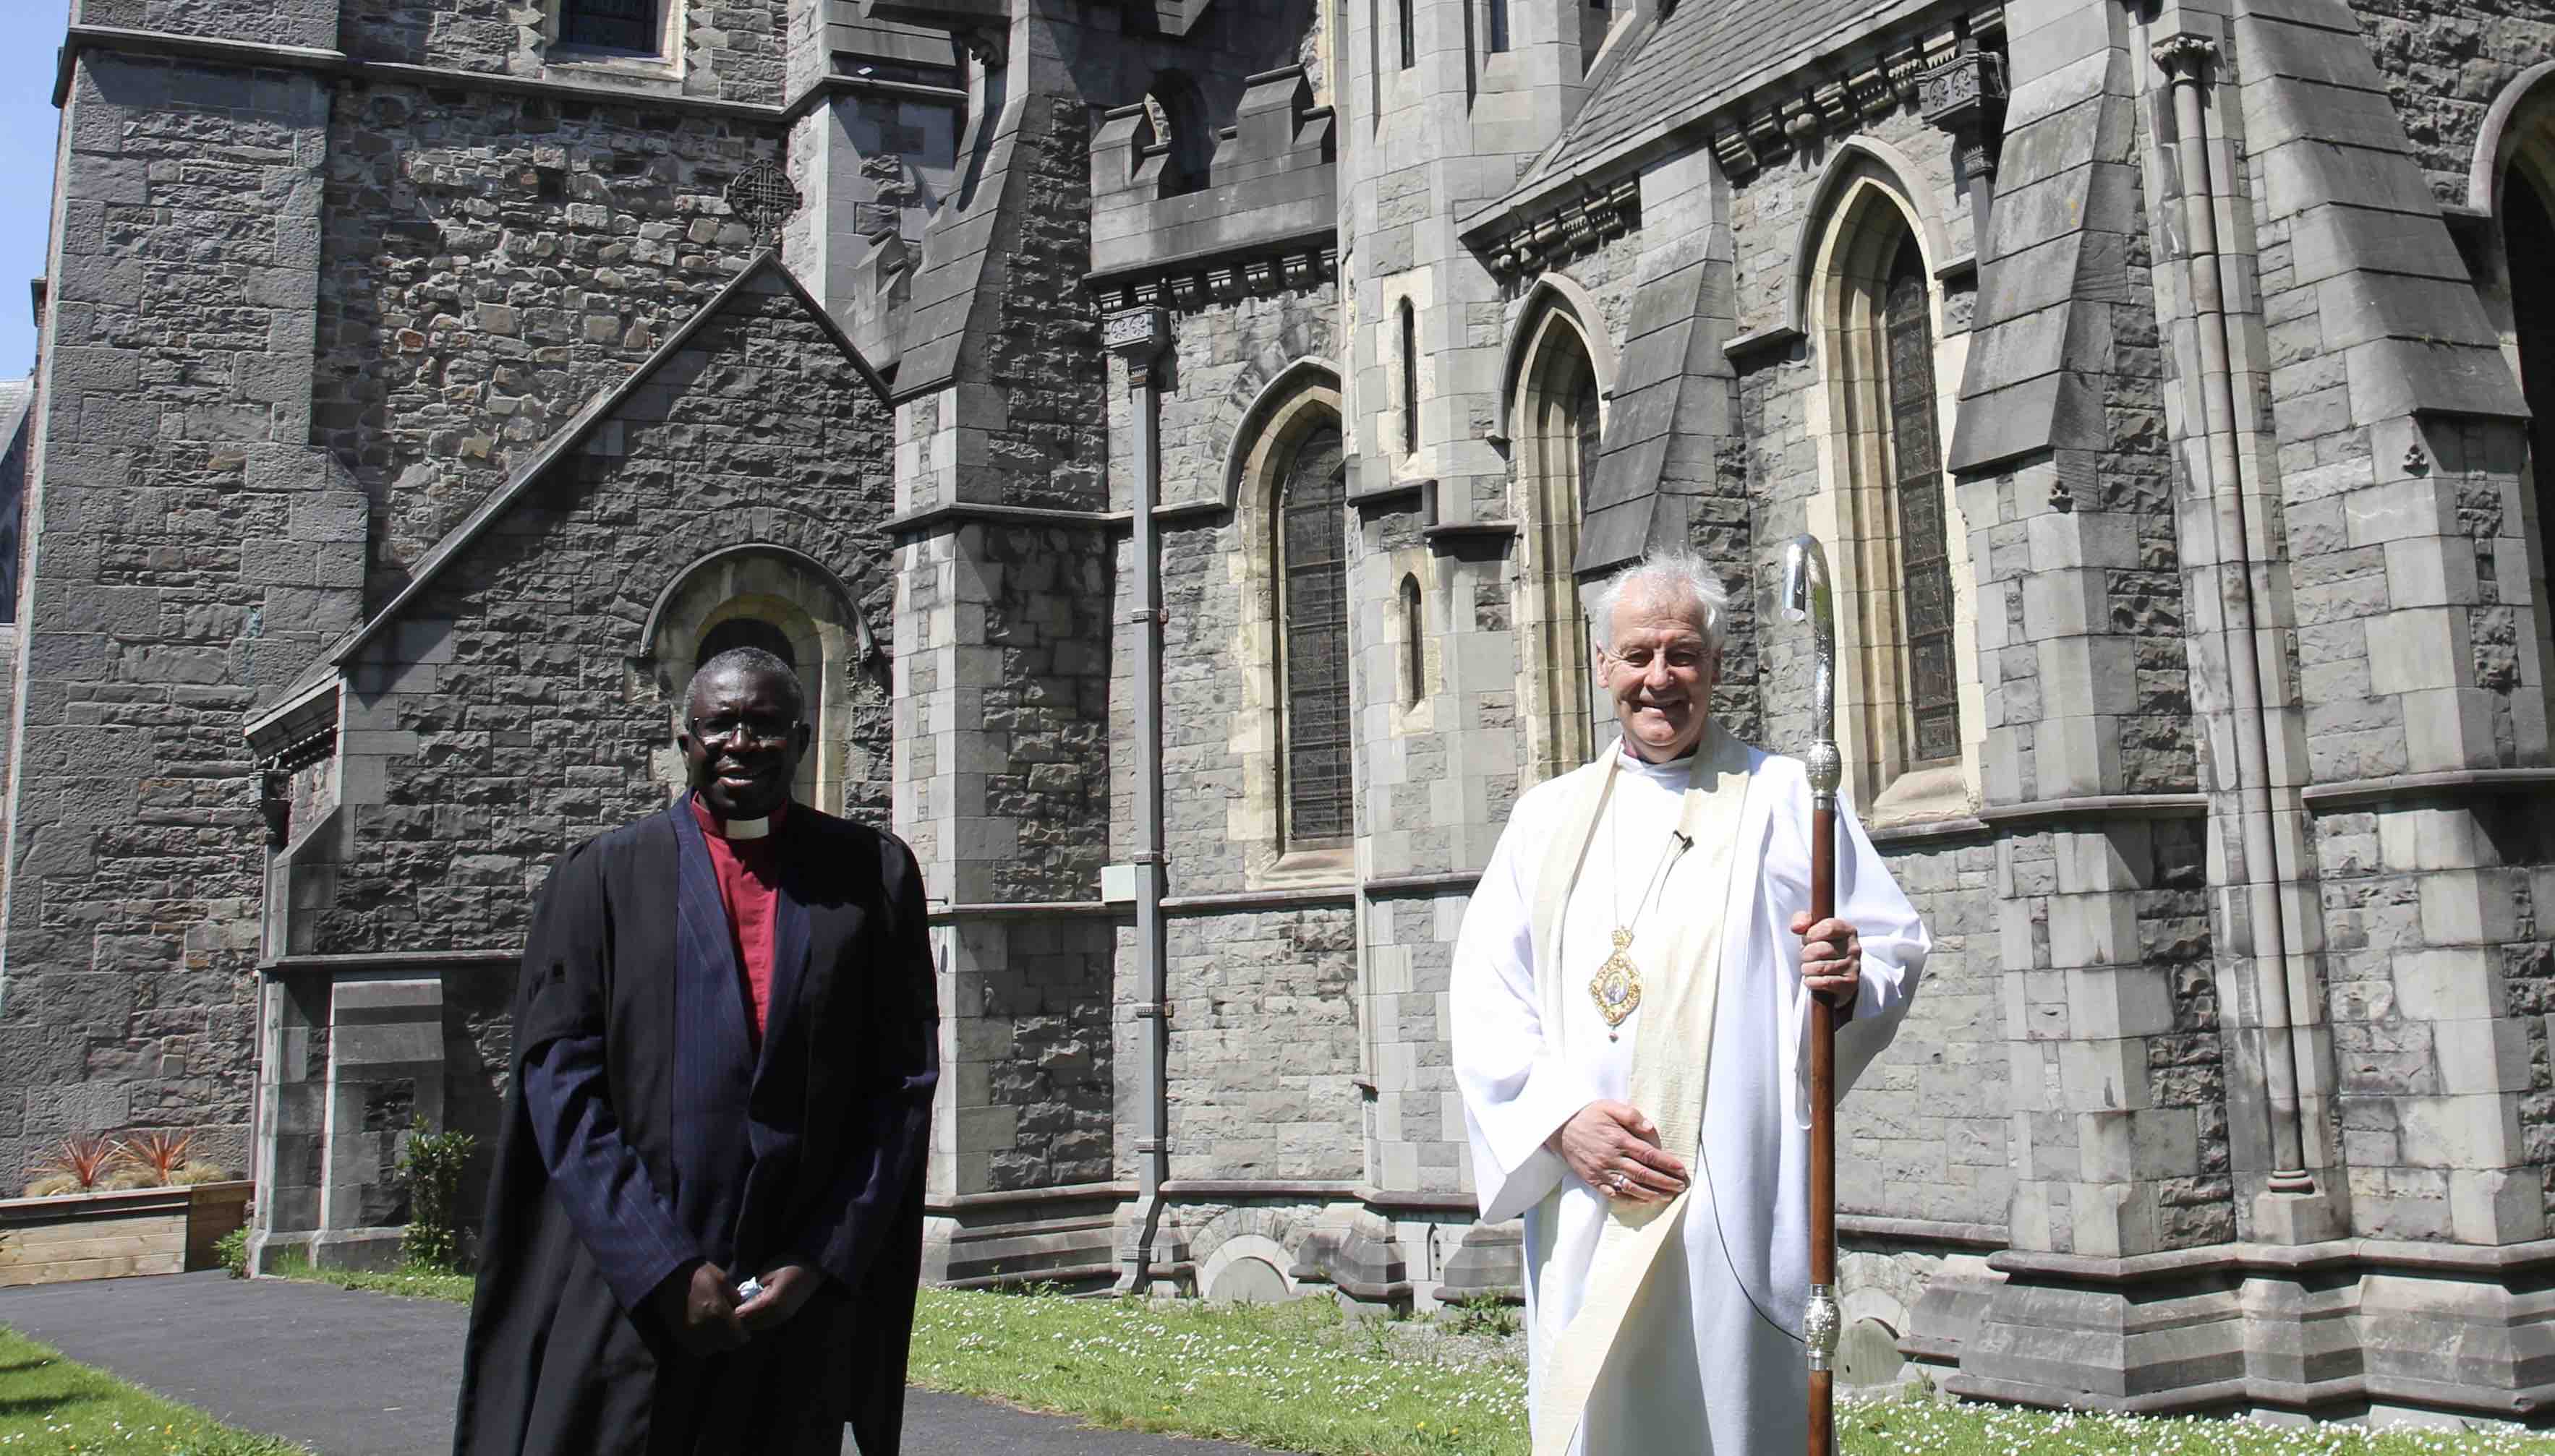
1803, 1283, 1841, 1371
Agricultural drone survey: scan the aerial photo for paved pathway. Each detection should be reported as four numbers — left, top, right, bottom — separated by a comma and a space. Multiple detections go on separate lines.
0, 1272, 1276, 1456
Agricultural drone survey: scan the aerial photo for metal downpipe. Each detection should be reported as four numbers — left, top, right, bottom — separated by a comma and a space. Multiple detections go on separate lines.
1109, 307, 1173, 1293
2157, 35, 2314, 1191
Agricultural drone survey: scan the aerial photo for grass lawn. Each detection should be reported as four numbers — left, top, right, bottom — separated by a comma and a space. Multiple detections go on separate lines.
265, 1264, 2555, 1455
0, 1328, 305, 1455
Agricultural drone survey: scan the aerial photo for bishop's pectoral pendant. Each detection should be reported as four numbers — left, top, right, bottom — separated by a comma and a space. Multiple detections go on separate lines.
1589, 927, 1643, 1039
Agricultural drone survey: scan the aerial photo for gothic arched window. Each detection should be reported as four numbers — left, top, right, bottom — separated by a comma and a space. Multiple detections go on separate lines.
1399, 300, 1420, 455
1804, 164, 1977, 815
1400, 573, 1426, 707
1278, 424, 1352, 844
1512, 306, 1601, 782
1883, 239, 1960, 766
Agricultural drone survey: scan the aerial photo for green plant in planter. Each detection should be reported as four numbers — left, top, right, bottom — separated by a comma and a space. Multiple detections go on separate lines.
23, 1133, 119, 1196
397, 1120, 477, 1272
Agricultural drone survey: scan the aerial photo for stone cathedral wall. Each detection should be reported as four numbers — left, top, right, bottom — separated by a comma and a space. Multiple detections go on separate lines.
338, 0, 789, 96
315, 83, 783, 601
0, 51, 346, 1185
304, 274, 900, 956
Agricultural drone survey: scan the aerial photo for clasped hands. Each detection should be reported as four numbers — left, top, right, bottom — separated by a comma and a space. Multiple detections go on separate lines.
1549, 912, 1862, 1204
649, 1257, 822, 1356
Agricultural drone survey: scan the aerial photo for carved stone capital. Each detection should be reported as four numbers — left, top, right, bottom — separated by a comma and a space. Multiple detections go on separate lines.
2150, 33, 2218, 81
1918, 43, 2006, 135
1104, 305, 1168, 366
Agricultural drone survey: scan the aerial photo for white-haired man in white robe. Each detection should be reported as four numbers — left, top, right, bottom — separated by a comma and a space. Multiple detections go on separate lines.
1452, 549, 1928, 1456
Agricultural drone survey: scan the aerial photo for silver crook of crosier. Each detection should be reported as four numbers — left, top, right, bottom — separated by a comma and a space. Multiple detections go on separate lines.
1779, 534, 1841, 812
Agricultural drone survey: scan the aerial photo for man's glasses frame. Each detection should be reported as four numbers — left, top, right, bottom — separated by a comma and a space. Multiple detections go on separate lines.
686, 714, 802, 749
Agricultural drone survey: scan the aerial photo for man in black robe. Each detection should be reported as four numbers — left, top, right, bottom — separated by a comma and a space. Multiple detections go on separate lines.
453, 646, 938, 1455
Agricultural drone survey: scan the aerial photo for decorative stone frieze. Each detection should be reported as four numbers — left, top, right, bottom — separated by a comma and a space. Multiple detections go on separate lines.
1088, 246, 1338, 314
1668, 17, 2004, 184
1483, 177, 1639, 278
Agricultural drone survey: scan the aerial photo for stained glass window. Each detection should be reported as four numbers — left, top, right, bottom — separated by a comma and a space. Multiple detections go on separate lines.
1885, 239, 1960, 766
1281, 424, 1352, 843
563, 0, 659, 52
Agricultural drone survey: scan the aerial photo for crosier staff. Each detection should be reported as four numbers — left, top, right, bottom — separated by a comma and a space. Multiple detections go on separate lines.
1780, 534, 1844, 1455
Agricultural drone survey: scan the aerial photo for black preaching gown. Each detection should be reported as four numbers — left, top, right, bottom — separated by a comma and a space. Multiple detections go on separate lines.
453, 798, 939, 1456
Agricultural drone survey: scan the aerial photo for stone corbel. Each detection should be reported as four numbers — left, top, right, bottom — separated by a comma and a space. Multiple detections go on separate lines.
1885, 43, 1927, 106
959, 26, 1006, 70
1104, 304, 1169, 386
2149, 32, 2217, 83
1919, 37, 2008, 236
1712, 124, 1759, 181
1851, 64, 1894, 121
1780, 98, 1822, 150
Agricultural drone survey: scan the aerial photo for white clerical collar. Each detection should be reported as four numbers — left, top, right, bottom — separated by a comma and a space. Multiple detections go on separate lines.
1615, 738, 1697, 778
691, 792, 785, 841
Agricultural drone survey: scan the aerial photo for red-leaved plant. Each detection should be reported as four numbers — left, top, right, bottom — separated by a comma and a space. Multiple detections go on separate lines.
30, 1134, 119, 1194
111, 1129, 199, 1187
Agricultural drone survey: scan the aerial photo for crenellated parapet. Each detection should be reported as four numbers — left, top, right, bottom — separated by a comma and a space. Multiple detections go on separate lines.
1088, 64, 1336, 312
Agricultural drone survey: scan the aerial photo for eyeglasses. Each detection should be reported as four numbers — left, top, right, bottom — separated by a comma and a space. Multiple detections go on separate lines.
686, 714, 798, 748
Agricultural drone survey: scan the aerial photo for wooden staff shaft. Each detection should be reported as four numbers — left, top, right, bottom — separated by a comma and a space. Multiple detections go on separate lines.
1807, 804, 1838, 1455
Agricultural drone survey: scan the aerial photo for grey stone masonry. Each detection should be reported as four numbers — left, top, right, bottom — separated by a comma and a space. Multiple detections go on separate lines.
18, 0, 2555, 1427
0, 50, 347, 1187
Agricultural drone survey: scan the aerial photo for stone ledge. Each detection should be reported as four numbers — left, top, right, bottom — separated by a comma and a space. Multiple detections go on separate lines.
1865, 815, 1993, 846
1840, 1214, 2008, 1250
1990, 1233, 2555, 1283
1362, 870, 1483, 898
881, 499, 1227, 537
1723, 322, 1806, 366
1972, 792, 2209, 829
779, 72, 969, 126
262, 948, 519, 976
1160, 886, 1356, 914
2300, 766, 2555, 811
924, 900, 1113, 923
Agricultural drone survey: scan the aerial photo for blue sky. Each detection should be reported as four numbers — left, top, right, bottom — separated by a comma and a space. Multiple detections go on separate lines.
0, 25, 61, 382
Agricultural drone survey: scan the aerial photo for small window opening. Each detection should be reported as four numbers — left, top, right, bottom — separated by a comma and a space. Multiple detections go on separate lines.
1486, 0, 1509, 54
1400, 575, 1426, 707
1399, 0, 1417, 70
1579, 0, 1608, 72
561, 0, 662, 53
1399, 300, 1419, 455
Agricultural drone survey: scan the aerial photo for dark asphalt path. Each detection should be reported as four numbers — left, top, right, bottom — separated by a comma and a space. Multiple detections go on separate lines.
0, 1272, 1279, 1456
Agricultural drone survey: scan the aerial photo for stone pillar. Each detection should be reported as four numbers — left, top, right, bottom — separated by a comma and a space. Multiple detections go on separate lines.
1942, 0, 2240, 1410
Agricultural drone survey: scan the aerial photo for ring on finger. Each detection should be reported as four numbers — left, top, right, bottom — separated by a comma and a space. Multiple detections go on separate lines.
1608, 1170, 1629, 1194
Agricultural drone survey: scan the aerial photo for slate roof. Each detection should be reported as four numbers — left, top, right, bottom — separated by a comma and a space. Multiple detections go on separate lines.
1500, 0, 1932, 210
0, 380, 33, 457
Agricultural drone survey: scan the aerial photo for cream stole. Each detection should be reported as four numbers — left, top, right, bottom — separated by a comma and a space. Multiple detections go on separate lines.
1524, 724, 1754, 1456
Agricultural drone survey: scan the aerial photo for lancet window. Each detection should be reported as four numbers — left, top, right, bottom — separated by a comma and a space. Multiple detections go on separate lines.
1883, 240, 1959, 766
1279, 424, 1353, 844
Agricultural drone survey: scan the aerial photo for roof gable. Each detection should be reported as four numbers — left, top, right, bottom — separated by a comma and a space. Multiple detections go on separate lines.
316, 252, 887, 680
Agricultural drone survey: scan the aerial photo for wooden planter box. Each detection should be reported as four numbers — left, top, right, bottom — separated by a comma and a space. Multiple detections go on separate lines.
0, 1181, 252, 1287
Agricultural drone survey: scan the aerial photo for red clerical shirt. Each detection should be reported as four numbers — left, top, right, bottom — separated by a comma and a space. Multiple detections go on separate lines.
690, 794, 785, 1044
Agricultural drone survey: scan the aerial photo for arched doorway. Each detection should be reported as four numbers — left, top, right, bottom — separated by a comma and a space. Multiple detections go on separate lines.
644, 544, 883, 816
